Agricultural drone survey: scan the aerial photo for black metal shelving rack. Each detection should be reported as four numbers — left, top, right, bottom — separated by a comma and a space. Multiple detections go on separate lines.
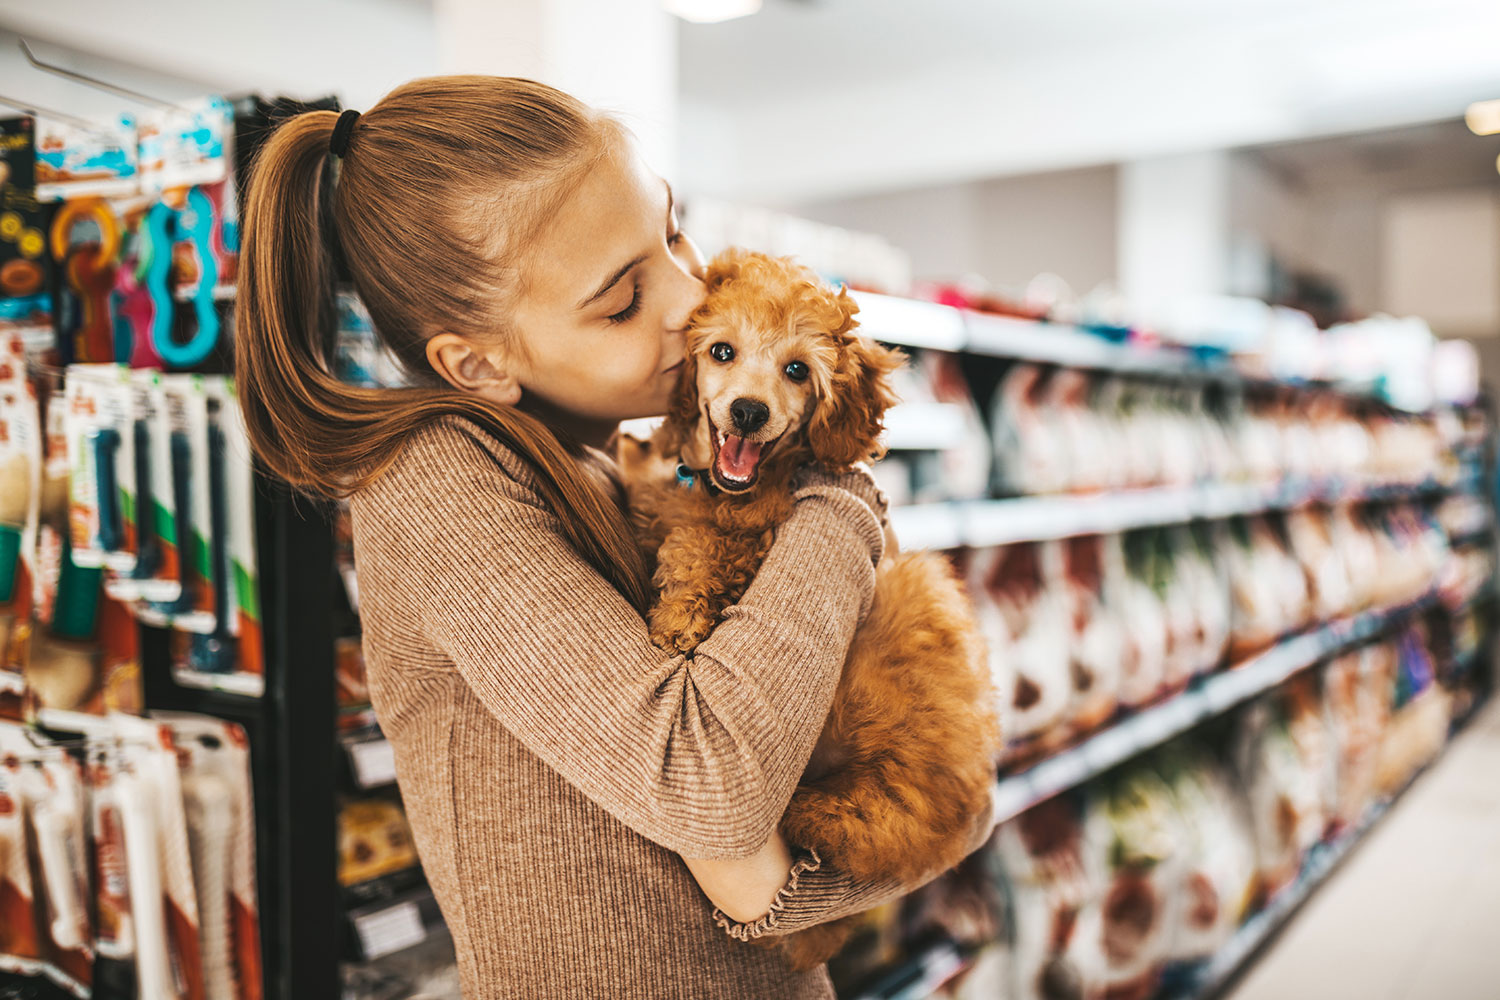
140, 478, 338, 1000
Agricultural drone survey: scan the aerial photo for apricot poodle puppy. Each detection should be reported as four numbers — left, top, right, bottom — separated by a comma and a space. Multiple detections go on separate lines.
620, 249, 1001, 970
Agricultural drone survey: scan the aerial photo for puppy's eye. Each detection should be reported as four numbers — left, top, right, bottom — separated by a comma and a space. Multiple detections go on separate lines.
784, 361, 810, 382
710, 342, 735, 363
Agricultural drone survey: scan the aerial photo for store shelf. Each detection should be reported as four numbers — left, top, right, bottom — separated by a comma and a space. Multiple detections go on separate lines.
882, 402, 970, 451
848, 939, 968, 1000
890, 476, 1451, 551
347, 888, 445, 962
988, 590, 1439, 827
33, 707, 116, 736
171, 667, 266, 698
852, 292, 966, 352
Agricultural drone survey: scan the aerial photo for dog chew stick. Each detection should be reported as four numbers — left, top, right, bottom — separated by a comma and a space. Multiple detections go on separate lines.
117, 767, 174, 1000
33, 802, 88, 950
184, 771, 233, 1000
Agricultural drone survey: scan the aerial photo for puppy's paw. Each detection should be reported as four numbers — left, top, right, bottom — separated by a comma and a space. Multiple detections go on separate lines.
648, 606, 717, 654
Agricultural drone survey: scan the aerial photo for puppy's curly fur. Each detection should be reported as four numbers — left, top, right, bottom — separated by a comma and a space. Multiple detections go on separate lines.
621, 249, 1001, 970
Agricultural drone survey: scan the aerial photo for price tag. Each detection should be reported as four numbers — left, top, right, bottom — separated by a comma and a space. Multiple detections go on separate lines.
354, 900, 425, 959
350, 739, 397, 788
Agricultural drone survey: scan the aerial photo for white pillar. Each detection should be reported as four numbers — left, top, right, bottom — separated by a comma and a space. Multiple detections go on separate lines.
432, 0, 679, 179
1117, 150, 1232, 326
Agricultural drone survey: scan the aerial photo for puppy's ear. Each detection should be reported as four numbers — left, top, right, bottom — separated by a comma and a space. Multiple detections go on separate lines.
654, 352, 711, 466
806, 333, 906, 470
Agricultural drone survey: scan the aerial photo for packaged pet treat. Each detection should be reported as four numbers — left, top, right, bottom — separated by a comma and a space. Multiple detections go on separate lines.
1082, 769, 1181, 1000
137, 370, 185, 604
991, 363, 1068, 496
1101, 533, 1166, 708
35, 114, 139, 201
971, 542, 1072, 760
1059, 535, 1121, 736
1232, 699, 1324, 898
0, 334, 41, 680
904, 350, 991, 503
994, 794, 1104, 1000
63, 364, 130, 570
113, 711, 206, 1000
1285, 508, 1352, 621
1134, 530, 1200, 694
215, 380, 262, 676
138, 375, 217, 635
0, 729, 43, 977
0, 725, 92, 996
339, 798, 419, 887
154, 711, 262, 1000
1152, 745, 1256, 962
1173, 522, 1231, 675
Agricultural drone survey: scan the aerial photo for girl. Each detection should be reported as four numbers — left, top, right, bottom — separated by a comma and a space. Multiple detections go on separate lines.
235, 76, 991, 998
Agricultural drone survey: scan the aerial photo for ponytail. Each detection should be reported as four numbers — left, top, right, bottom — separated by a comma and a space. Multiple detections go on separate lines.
234, 82, 652, 613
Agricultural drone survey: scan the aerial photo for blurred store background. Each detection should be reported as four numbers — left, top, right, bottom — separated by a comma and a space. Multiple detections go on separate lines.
0, 1, 1497, 999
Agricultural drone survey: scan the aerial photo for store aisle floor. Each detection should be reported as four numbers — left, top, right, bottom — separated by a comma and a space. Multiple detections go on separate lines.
1227, 691, 1500, 1000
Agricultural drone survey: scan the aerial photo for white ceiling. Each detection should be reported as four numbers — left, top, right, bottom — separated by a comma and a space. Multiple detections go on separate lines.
678, 0, 1500, 203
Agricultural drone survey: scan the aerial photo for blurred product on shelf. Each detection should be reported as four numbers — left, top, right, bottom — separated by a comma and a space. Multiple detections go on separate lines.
338, 798, 418, 888
0, 711, 258, 1000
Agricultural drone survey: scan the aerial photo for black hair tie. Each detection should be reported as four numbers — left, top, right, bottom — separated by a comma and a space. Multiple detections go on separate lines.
329, 109, 361, 158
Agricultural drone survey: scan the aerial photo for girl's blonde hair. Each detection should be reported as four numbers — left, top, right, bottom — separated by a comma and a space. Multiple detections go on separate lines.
235, 75, 651, 611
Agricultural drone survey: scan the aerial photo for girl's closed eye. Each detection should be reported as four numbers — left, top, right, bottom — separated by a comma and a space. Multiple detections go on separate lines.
608, 285, 642, 324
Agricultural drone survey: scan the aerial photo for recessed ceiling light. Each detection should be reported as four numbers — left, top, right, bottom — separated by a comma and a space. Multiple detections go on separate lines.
1466, 98, 1500, 136
664, 0, 762, 24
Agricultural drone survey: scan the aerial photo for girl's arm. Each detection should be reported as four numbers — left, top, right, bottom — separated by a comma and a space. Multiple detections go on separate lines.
682, 831, 796, 923
354, 416, 886, 859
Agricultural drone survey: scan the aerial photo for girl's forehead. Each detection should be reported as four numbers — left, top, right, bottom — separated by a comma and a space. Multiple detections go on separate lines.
521, 145, 665, 307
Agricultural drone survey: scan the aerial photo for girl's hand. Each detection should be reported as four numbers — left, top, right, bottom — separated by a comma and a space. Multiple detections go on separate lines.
681, 829, 796, 923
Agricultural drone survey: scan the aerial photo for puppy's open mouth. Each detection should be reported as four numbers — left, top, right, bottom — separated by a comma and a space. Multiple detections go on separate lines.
708, 420, 783, 493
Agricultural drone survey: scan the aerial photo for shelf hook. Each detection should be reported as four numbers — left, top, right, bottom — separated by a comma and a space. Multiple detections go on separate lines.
19, 37, 186, 111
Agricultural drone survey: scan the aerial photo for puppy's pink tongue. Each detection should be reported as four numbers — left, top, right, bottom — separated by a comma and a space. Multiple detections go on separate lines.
716, 435, 763, 481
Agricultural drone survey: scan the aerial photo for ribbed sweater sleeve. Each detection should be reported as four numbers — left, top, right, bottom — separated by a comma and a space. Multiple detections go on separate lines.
372, 418, 883, 861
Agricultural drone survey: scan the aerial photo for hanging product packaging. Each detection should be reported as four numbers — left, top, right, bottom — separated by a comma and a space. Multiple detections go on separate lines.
0, 333, 41, 695
0, 728, 43, 980
63, 364, 132, 570
112, 712, 205, 1000
34, 114, 139, 202
208, 379, 260, 676
0, 116, 56, 308
137, 97, 233, 194
138, 374, 216, 636
0, 725, 92, 997
87, 743, 136, 966
153, 711, 262, 1000
137, 370, 184, 604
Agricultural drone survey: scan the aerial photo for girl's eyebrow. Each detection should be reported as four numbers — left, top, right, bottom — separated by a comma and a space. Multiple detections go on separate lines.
575, 180, 675, 312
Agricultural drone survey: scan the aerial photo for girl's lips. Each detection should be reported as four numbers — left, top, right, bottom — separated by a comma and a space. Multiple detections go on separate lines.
663, 359, 685, 374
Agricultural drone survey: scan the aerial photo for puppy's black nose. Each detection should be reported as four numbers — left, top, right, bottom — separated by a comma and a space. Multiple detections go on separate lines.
730, 397, 769, 434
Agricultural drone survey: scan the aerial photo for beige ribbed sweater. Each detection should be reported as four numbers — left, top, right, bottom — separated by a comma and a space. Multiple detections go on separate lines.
348, 416, 934, 999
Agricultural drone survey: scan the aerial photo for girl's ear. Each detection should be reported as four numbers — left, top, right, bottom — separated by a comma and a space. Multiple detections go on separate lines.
806, 336, 905, 470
